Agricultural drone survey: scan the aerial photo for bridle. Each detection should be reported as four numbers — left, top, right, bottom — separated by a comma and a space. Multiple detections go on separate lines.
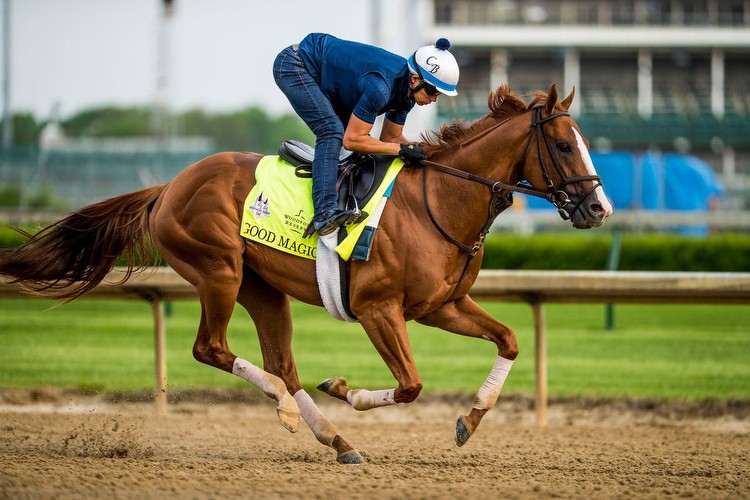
517, 105, 602, 221
418, 104, 602, 291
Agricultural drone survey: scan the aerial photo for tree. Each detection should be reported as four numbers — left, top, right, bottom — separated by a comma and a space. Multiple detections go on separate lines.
56, 105, 314, 153
0, 113, 40, 146
62, 106, 152, 137
180, 106, 313, 152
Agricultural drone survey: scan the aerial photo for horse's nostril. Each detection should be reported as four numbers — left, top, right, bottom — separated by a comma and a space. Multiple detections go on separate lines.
589, 203, 605, 217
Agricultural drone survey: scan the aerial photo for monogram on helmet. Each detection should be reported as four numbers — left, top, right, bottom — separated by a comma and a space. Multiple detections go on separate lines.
408, 38, 460, 96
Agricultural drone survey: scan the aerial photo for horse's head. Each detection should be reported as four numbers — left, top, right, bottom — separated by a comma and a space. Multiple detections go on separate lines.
518, 84, 613, 229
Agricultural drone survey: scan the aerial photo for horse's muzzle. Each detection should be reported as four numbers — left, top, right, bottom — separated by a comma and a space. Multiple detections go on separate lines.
568, 195, 613, 229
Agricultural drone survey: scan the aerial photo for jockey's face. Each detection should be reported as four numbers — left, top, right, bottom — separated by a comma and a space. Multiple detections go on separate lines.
409, 74, 440, 105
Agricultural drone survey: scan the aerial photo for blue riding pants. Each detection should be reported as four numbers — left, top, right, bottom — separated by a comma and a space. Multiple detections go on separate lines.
273, 45, 343, 215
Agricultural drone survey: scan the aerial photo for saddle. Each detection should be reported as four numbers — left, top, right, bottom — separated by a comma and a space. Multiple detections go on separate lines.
278, 140, 399, 321
278, 140, 393, 224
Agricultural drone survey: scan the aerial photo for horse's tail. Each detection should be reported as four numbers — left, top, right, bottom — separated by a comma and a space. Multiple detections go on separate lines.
0, 184, 167, 300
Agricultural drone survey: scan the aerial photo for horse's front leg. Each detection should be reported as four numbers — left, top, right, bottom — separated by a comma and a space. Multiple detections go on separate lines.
318, 301, 421, 410
416, 294, 518, 447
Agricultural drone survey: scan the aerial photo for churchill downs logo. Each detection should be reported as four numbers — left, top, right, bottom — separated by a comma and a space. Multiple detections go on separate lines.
249, 192, 270, 218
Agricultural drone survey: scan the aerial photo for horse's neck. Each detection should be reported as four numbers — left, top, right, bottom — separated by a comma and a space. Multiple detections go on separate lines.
434, 114, 529, 183
419, 114, 530, 243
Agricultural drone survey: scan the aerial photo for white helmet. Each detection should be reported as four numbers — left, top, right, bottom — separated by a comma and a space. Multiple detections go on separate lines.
407, 38, 459, 96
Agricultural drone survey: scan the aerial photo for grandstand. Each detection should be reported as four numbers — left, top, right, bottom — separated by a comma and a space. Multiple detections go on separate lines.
2, 0, 748, 216
422, 0, 750, 208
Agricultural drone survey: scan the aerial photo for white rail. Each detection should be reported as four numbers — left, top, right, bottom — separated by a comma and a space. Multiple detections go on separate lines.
2, 268, 749, 424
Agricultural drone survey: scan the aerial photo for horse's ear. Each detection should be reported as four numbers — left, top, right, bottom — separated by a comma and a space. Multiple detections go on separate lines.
560, 86, 575, 111
545, 84, 558, 114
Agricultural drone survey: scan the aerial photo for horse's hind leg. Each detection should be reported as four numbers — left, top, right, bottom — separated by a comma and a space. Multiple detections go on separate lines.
171, 260, 300, 432
150, 200, 298, 432
236, 269, 364, 464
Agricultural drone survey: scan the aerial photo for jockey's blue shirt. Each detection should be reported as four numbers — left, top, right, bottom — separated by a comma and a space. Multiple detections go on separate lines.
297, 33, 415, 127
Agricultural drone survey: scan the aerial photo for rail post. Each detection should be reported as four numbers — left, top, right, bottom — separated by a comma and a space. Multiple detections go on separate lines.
529, 296, 548, 428
151, 298, 167, 415
605, 228, 623, 330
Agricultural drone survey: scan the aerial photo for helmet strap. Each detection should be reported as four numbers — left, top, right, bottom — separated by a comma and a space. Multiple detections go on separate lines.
408, 48, 457, 97
409, 79, 428, 95
410, 52, 424, 75
408, 52, 429, 95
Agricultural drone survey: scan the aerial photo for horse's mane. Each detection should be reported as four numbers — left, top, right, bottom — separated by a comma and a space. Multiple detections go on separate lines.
422, 84, 548, 154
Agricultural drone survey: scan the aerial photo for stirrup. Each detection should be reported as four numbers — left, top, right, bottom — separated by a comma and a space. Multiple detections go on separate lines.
308, 209, 352, 237
343, 208, 367, 226
302, 208, 369, 238
342, 197, 367, 226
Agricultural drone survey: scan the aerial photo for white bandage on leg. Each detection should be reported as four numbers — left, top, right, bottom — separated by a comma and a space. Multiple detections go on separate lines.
473, 356, 514, 411
346, 388, 397, 411
232, 357, 287, 400
293, 389, 337, 446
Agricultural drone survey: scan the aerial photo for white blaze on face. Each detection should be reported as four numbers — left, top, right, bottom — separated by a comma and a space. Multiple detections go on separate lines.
572, 127, 614, 216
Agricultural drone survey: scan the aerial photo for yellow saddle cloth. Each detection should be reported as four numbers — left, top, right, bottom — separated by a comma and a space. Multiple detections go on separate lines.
240, 155, 403, 261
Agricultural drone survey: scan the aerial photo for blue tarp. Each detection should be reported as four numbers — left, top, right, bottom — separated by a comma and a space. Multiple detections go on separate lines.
520, 152, 724, 235
522, 151, 724, 212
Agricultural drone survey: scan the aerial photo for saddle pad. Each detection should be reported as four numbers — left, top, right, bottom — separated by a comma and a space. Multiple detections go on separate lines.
241, 155, 319, 259
241, 155, 404, 261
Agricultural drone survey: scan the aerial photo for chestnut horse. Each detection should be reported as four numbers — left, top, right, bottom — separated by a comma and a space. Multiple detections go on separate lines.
0, 84, 612, 464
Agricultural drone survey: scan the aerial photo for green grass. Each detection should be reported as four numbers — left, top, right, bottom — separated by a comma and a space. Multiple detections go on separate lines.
0, 297, 748, 401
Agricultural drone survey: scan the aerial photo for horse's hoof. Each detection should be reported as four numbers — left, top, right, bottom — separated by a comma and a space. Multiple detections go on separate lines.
317, 377, 347, 396
276, 393, 300, 433
455, 415, 473, 447
317, 378, 334, 393
337, 450, 366, 465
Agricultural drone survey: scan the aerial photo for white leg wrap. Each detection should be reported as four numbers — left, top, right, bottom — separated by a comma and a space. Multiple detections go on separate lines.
293, 390, 337, 446
232, 357, 287, 400
346, 388, 397, 411
473, 356, 514, 411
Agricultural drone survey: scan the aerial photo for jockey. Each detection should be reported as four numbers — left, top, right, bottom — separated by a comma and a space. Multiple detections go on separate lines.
273, 33, 460, 236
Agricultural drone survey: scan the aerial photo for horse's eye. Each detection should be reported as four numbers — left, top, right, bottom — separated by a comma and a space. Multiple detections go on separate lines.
557, 142, 572, 153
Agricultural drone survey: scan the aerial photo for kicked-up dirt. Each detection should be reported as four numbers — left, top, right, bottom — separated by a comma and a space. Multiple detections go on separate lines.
1, 388, 748, 499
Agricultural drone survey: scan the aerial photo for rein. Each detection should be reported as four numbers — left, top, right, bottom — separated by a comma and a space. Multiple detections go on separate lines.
418, 105, 602, 290
420, 162, 512, 294
420, 165, 512, 256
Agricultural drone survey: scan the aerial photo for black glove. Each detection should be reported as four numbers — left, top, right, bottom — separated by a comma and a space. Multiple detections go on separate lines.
398, 144, 427, 165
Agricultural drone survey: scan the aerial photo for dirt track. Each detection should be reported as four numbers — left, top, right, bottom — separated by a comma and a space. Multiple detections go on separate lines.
1, 389, 748, 499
